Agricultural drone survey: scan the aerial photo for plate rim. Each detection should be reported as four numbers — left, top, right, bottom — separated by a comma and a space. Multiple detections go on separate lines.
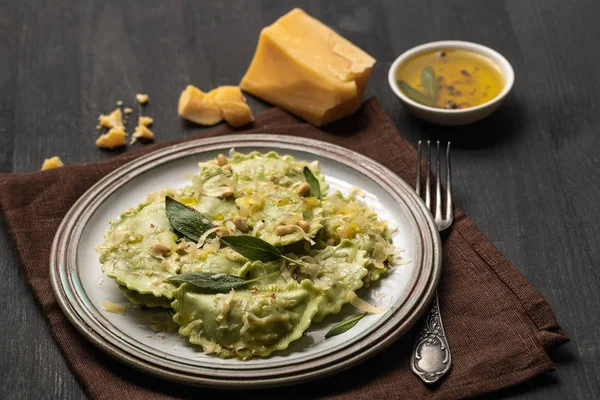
50, 134, 442, 388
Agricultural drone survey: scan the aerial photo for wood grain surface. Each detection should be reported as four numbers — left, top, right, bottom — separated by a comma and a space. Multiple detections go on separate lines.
1, 0, 599, 399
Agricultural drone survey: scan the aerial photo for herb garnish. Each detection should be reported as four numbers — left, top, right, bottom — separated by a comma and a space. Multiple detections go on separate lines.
221, 235, 307, 267
165, 195, 368, 336
420, 66, 438, 99
164, 197, 306, 267
303, 166, 321, 198
397, 81, 440, 108
324, 312, 367, 338
220, 235, 282, 262
397, 65, 441, 108
165, 197, 213, 242
167, 271, 280, 294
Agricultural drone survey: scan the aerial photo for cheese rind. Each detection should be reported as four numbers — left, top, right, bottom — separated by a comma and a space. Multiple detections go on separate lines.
240, 8, 375, 126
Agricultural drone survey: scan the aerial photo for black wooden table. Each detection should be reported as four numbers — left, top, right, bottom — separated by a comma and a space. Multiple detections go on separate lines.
1, 1, 599, 399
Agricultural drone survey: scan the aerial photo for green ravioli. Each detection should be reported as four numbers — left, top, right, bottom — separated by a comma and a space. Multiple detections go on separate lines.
172, 280, 320, 359
97, 151, 395, 359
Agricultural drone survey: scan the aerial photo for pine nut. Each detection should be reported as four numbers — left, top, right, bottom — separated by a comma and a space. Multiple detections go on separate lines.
221, 188, 234, 198
297, 183, 311, 196
296, 219, 310, 233
232, 216, 249, 232
176, 242, 189, 254
217, 153, 228, 166
275, 225, 294, 236
152, 243, 170, 254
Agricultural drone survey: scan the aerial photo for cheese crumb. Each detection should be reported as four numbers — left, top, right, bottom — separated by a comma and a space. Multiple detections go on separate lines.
102, 300, 126, 315
124, 107, 133, 114
178, 85, 223, 125
130, 125, 154, 145
179, 85, 255, 127
96, 128, 127, 149
98, 108, 124, 130
138, 116, 153, 126
116, 100, 123, 106
136, 93, 149, 104
208, 86, 255, 127
41, 156, 64, 171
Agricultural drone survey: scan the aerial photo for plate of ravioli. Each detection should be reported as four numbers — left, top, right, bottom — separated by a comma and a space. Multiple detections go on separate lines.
50, 134, 441, 388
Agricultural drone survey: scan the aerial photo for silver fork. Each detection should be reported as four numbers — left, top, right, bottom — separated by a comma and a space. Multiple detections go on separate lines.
410, 140, 453, 384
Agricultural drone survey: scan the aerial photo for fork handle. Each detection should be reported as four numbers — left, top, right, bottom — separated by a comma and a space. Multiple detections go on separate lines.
410, 291, 451, 383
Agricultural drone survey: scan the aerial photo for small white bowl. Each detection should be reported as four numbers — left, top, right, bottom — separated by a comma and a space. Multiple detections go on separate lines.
388, 40, 514, 126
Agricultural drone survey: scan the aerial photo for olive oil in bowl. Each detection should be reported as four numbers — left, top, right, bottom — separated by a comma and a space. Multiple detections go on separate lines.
396, 49, 505, 110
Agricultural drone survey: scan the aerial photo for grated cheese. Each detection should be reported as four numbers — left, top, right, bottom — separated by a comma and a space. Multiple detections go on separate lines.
349, 186, 366, 198
203, 237, 221, 253
347, 292, 388, 314
289, 224, 316, 245
196, 227, 222, 248
102, 300, 126, 315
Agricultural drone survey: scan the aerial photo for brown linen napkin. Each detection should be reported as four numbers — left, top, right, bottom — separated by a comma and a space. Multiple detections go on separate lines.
0, 98, 568, 400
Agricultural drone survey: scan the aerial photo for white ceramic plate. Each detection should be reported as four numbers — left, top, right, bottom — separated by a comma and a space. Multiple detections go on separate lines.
50, 134, 441, 388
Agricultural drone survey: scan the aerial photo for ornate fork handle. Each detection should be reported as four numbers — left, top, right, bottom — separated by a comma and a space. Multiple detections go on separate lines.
410, 291, 451, 383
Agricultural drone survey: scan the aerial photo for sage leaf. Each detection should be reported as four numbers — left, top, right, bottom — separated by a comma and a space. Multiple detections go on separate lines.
397, 81, 440, 109
165, 196, 213, 243
167, 271, 280, 294
325, 312, 367, 338
168, 272, 245, 293
303, 166, 321, 198
220, 235, 282, 262
244, 271, 281, 285
420, 66, 438, 99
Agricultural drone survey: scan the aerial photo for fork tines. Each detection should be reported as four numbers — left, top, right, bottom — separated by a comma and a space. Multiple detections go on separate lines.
416, 140, 453, 231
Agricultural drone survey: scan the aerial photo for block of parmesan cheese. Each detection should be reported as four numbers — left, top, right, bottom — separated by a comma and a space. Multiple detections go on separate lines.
240, 8, 376, 126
